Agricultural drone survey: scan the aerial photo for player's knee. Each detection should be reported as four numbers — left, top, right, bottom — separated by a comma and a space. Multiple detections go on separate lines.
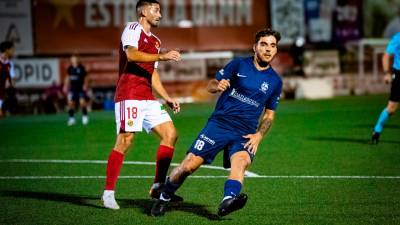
387, 105, 397, 115
115, 134, 134, 152
124, 134, 134, 146
233, 156, 251, 170
181, 161, 197, 175
178, 165, 192, 178
238, 159, 250, 170
162, 128, 178, 145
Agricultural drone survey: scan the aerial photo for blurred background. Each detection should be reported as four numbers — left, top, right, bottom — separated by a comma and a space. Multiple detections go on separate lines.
1, 0, 400, 115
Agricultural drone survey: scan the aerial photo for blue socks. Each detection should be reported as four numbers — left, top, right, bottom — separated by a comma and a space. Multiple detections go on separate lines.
223, 179, 242, 199
374, 108, 390, 133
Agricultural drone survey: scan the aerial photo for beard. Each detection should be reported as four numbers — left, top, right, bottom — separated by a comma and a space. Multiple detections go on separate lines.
255, 56, 270, 68
257, 60, 269, 67
150, 20, 160, 27
254, 51, 273, 68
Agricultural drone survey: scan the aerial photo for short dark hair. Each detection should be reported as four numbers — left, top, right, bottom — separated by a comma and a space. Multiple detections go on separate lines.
136, 0, 160, 17
255, 28, 281, 44
0, 41, 14, 53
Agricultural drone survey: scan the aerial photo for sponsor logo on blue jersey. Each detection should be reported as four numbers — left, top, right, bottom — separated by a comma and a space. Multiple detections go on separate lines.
229, 88, 260, 108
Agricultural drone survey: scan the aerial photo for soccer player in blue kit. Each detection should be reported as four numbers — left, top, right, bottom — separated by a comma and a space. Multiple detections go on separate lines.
151, 28, 283, 217
371, 32, 400, 144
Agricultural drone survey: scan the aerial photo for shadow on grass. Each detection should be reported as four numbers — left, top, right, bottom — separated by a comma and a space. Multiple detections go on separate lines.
120, 199, 224, 220
307, 136, 400, 145
0, 191, 225, 221
0, 190, 104, 209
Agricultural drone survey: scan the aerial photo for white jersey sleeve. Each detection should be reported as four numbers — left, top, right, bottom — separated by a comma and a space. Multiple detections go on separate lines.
121, 22, 142, 49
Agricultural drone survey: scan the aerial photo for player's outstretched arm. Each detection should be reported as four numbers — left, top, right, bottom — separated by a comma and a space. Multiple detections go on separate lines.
152, 70, 180, 114
125, 46, 181, 62
207, 79, 230, 93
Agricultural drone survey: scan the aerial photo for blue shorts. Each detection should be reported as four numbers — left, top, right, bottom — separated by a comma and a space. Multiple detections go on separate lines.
188, 120, 254, 165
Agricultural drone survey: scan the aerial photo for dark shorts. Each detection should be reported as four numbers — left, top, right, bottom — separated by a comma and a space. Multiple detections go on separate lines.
188, 120, 254, 165
389, 69, 400, 102
68, 90, 87, 102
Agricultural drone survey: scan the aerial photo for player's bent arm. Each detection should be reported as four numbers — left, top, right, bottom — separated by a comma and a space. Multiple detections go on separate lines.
382, 53, 392, 74
151, 70, 170, 100
125, 46, 181, 62
152, 70, 180, 113
382, 53, 393, 83
207, 79, 230, 93
125, 46, 160, 62
207, 79, 220, 93
257, 109, 275, 137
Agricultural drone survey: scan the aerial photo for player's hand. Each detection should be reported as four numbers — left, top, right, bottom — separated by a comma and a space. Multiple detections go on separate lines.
160, 50, 181, 62
166, 98, 180, 114
217, 79, 230, 92
243, 132, 262, 155
384, 73, 392, 84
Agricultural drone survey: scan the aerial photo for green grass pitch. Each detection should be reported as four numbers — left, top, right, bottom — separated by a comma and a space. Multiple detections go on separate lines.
0, 95, 399, 225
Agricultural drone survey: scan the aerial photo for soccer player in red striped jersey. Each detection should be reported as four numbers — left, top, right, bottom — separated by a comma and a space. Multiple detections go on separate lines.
101, 0, 182, 210
0, 41, 15, 118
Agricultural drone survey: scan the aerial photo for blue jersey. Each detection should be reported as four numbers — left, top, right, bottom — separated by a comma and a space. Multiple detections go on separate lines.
386, 32, 400, 70
209, 57, 282, 133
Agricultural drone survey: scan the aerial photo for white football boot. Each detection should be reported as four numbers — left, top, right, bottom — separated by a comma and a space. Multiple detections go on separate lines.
102, 190, 120, 210
67, 117, 76, 126
82, 115, 89, 125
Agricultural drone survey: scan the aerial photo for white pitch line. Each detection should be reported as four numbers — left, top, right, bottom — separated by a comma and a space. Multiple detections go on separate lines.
1, 159, 399, 180
0, 159, 260, 177
251, 175, 400, 179
0, 176, 227, 180
0, 175, 400, 180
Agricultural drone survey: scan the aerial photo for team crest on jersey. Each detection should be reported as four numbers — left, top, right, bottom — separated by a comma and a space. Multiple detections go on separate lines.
260, 82, 269, 93
155, 41, 160, 49
127, 120, 134, 127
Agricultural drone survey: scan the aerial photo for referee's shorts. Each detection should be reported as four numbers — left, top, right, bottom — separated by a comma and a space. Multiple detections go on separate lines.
389, 68, 400, 102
